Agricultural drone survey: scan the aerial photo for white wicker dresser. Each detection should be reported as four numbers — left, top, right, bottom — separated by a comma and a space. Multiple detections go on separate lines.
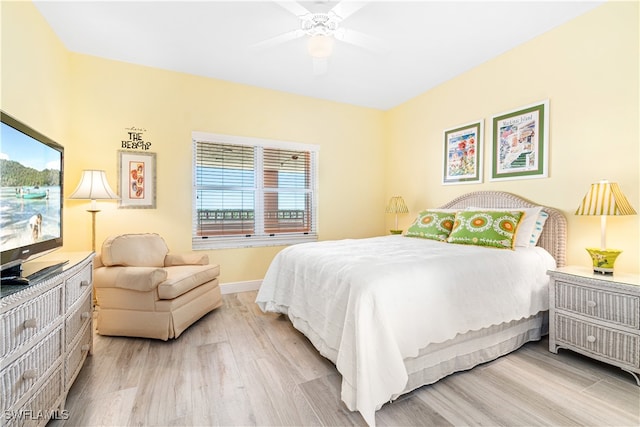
1, 252, 94, 426
548, 266, 640, 386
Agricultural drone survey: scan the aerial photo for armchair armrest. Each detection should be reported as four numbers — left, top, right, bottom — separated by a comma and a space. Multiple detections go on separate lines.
94, 255, 104, 269
94, 266, 168, 292
164, 253, 209, 266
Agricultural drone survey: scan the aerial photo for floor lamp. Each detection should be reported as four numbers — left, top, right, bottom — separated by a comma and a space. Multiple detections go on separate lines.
69, 170, 118, 252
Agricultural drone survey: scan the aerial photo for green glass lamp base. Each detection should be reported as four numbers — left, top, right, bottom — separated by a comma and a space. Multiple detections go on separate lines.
586, 247, 622, 275
389, 230, 403, 235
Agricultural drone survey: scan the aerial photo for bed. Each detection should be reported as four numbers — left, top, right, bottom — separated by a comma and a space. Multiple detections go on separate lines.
255, 191, 567, 426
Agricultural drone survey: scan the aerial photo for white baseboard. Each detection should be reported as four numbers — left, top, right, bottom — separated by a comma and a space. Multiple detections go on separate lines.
220, 280, 261, 294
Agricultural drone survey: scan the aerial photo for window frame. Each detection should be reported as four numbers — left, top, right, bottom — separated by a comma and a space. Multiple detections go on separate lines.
192, 131, 319, 250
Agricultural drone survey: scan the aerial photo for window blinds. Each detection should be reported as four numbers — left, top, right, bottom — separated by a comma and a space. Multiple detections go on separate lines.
193, 136, 317, 243
195, 142, 255, 236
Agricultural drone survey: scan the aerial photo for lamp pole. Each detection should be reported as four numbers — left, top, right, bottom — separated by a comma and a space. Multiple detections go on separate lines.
88, 209, 99, 252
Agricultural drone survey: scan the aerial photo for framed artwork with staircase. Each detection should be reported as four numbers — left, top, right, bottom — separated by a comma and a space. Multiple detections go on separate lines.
491, 99, 549, 181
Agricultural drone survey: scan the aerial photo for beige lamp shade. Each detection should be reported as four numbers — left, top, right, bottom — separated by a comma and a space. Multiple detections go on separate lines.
69, 170, 118, 252
69, 170, 118, 203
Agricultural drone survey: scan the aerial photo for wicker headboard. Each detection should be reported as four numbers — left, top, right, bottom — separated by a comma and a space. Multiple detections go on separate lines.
439, 191, 567, 267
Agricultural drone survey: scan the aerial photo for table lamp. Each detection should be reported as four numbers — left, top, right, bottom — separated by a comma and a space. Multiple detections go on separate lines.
575, 180, 637, 274
386, 196, 409, 234
69, 170, 118, 252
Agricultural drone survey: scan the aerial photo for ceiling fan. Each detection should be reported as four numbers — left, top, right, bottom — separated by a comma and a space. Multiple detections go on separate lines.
253, 1, 388, 74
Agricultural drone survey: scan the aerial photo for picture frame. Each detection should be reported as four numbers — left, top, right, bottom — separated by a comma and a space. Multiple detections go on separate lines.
491, 100, 549, 181
118, 150, 156, 209
442, 120, 483, 185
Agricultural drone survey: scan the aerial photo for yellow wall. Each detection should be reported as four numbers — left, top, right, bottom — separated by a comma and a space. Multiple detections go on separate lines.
2, 1, 639, 283
0, 0, 71, 146
64, 56, 386, 283
387, 0, 639, 273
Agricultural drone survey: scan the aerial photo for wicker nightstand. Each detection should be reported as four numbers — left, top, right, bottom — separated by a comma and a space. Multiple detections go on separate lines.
548, 266, 640, 386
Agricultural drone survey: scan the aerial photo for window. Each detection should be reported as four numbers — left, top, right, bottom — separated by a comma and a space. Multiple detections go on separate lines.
192, 132, 319, 249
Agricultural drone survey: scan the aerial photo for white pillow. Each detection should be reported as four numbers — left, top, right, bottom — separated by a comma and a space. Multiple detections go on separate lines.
427, 208, 460, 213
465, 206, 543, 247
529, 211, 549, 246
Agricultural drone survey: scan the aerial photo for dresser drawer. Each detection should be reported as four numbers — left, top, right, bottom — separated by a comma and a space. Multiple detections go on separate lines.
555, 313, 640, 368
4, 368, 65, 427
555, 280, 640, 329
0, 285, 64, 359
64, 265, 92, 309
0, 326, 64, 410
65, 323, 92, 387
66, 293, 92, 346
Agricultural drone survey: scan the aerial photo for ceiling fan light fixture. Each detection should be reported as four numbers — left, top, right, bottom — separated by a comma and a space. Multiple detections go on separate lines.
302, 13, 339, 36
307, 35, 334, 58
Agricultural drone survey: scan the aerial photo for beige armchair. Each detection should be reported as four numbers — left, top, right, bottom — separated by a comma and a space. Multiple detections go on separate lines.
93, 233, 222, 340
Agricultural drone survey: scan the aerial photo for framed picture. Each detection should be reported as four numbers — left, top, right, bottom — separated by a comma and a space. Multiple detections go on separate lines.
491, 100, 549, 181
118, 150, 156, 209
442, 120, 483, 185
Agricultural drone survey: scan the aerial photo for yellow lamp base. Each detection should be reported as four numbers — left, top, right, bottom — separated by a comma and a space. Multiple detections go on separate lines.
390, 230, 403, 235
586, 247, 622, 275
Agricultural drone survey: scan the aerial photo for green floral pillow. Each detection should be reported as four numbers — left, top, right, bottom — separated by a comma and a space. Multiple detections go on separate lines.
447, 210, 524, 249
405, 210, 456, 241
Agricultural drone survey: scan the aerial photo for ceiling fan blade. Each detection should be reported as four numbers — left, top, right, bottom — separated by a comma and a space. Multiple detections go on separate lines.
334, 28, 389, 54
330, 1, 368, 20
274, 1, 310, 17
252, 29, 305, 49
312, 57, 328, 76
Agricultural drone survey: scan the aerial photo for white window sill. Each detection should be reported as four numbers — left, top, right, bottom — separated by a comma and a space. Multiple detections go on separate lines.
192, 233, 318, 250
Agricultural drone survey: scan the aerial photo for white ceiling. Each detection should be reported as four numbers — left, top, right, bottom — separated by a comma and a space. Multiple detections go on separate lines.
33, 0, 604, 110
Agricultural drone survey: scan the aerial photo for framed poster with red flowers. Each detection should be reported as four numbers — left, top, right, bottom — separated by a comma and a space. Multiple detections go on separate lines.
491, 100, 549, 181
118, 150, 156, 208
442, 120, 483, 185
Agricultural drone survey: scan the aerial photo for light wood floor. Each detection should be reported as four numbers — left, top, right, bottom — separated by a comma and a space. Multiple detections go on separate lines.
51, 291, 639, 426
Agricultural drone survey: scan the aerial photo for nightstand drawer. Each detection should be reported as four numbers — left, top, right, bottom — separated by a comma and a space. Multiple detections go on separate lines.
555, 280, 640, 329
555, 313, 639, 368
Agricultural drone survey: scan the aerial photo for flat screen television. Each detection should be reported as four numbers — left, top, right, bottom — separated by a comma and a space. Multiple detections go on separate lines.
1, 111, 65, 284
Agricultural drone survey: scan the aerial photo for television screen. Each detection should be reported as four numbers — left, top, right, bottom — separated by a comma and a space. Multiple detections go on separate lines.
0, 112, 64, 276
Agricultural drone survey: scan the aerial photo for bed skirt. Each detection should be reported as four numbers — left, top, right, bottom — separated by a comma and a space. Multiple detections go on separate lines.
287, 310, 548, 413
401, 311, 548, 397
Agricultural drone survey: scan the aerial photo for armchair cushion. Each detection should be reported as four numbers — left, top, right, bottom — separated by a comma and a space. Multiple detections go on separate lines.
94, 266, 168, 292
158, 264, 221, 299
164, 253, 209, 267
101, 233, 169, 267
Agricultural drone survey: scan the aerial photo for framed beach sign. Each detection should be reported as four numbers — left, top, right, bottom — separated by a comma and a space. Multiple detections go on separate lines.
442, 120, 483, 185
491, 100, 549, 181
118, 150, 156, 208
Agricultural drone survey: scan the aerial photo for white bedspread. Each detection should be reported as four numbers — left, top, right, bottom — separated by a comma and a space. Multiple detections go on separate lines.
255, 235, 556, 426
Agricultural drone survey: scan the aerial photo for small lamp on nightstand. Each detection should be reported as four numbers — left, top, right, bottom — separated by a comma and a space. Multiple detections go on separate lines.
575, 180, 637, 275
386, 196, 409, 235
